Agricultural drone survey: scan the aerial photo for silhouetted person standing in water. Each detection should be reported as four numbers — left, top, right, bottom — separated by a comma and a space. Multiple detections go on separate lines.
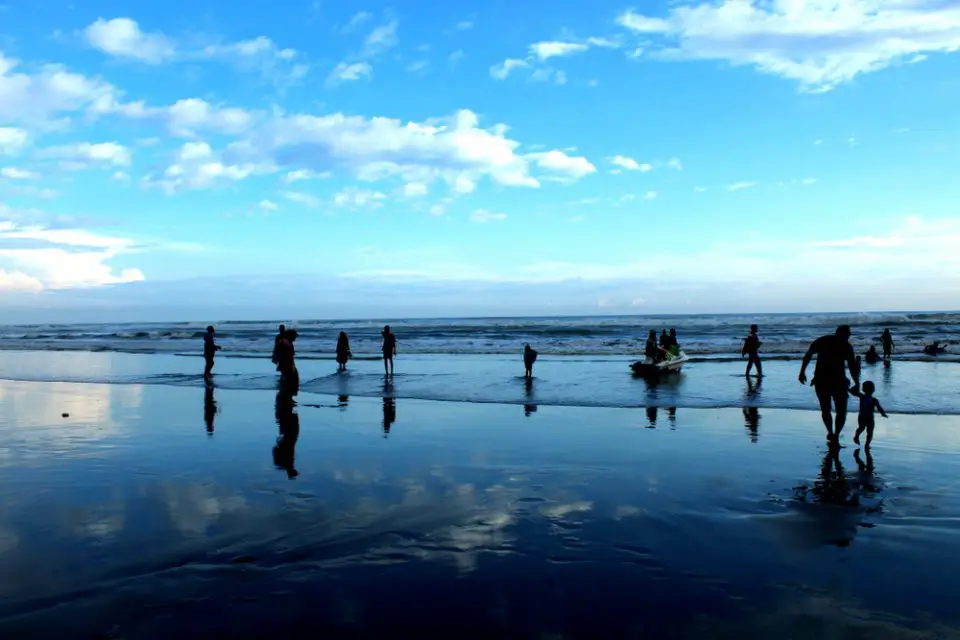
203, 325, 221, 379
742, 324, 763, 378
799, 324, 859, 445
382, 325, 397, 376
336, 331, 352, 372
523, 344, 538, 378
645, 330, 665, 363
276, 329, 299, 391
271, 324, 286, 370
880, 328, 894, 360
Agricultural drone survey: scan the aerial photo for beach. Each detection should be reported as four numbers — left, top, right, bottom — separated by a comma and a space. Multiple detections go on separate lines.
3, 359, 960, 637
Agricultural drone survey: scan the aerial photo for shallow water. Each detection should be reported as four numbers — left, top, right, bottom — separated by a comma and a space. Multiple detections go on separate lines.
0, 350, 958, 415
2, 380, 960, 638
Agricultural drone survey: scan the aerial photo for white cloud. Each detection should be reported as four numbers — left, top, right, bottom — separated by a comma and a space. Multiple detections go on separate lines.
146, 141, 266, 193
1, 167, 38, 180
526, 150, 597, 182
644, 190, 657, 200
0, 127, 28, 156
448, 49, 465, 66
406, 60, 429, 73
7, 185, 57, 199
280, 190, 321, 208
801, 178, 817, 185
727, 181, 758, 191
586, 37, 621, 49
0, 51, 117, 128
530, 41, 589, 61
470, 209, 507, 223
343, 12, 373, 33
90, 96, 254, 138
41, 142, 131, 168
327, 61, 372, 85
84, 18, 175, 64
667, 157, 683, 170
490, 58, 529, 79
616, 2, 960, 92
694, 186, 708, 192
282, 169, 329, 183
363, 20, 399, 58
609, 155, 652, 172
530, 68, 567, 85
401, 182, 428, 197
814, 139, 824, 145
334, 186, 387, 208
456, 20, 474, 31
111, 170, 129, 182
258, 199, 278, 212
0, 208, 146, 291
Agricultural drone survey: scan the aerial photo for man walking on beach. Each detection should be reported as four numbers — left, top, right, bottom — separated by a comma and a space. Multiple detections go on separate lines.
799, 325, 859, 444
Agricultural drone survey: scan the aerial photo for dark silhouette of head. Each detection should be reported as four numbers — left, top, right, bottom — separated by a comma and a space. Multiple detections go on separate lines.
286, 329, 298, 342
750, 324, 758, 333
862, 380, 876, 395
339, 331, 347, 340
383, 325, 391, 335
835, 325, 852, 341
279, 324, 285, 333
648, 330, 657, 339
206, 325, 215, 334
669, 328, 676, 337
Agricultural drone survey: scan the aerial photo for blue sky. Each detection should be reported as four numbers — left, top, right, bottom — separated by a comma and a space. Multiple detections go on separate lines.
1, 0, 959, 321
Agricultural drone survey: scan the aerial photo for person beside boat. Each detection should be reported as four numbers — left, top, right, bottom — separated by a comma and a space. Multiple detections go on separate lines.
645, 330, 666, 363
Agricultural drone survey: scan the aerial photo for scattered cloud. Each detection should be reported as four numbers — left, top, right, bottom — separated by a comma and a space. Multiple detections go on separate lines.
362, 20, 399, 58
727, 181, 758, 191
406, 60, 429, 73
401, 182, 428, 197
490, 58, 529, 80
111, 170, 129, 182
814, 139, 824, 145
326, 61, 372, 85
84, 17, 176, 64
609, 155, 652, 172
530, 68, 567, 85
90, 96, 254, 138
40, 142, 131, 169
848, 137, 859, 147
448, 49, 465, 66
1, 167, 38, 180
644, 190, 657, 200
616, 2, 960, 92
258, 199, 278, 212
0, 127, 28, 156
144, 141, 266, 194
342, 11, 373, 34
667, 157, 683, 170
334, 186, 387, 209
282, 169, 329, 183
526, 150, 596, 182
694, 186, 708, 192
456, 20, 474, 31
801, 178, 817, 185
470, 209, 507, 223
6, 185, 57, 199
530, 41, 589, 61
280, 190, 321, 208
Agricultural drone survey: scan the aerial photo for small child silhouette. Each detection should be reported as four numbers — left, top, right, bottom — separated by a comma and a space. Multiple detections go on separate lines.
850, 380, 888, 448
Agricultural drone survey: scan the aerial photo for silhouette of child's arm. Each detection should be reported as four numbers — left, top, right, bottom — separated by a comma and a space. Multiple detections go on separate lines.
876, 400, 888, 418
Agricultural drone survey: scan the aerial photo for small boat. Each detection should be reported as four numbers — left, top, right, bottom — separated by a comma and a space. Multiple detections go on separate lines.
630, 351, 689, 376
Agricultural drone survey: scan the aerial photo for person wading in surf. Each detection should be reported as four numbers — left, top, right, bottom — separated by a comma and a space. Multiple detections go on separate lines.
799, 325, 859, 446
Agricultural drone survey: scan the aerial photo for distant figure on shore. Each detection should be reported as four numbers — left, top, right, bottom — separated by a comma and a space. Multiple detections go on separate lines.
271, 324, 286, 370
382, 325, 397, 376
799, 325, 859, 444
864, 345, 881, 365
276, 329, 299, 391
880, 329, 894, 360
336, 331, 352, 372
923, 341, 947, 356
523, 344, 538, 378
741, 324, 763, 378
203, 325, 222, 379
850, 380, 888, 448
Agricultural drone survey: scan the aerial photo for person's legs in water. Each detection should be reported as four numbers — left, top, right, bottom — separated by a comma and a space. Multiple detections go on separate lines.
814, 384, 834, 438
854, 416, 868, 445
752, 355, 763, 378
204, 355, 214, 378
383, 353, 389, 375
832, 386, 849, 440
745, 357, 753, 377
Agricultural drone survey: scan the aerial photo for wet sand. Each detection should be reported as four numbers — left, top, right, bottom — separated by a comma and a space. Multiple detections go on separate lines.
2, 380, 960, 638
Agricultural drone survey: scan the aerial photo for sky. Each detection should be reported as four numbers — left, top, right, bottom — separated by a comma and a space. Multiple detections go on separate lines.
1, 0, 959, 322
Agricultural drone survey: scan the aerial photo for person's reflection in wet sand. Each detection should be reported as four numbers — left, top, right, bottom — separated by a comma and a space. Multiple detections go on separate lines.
667, 407, 677, 428
272, 387, 300, 479
810, 448, 857, 509
646, 406, 658, 428
743, 407, 760, 443
382, 397, 396, 437
203, 383, 218, 435
523, 376, 538, 416
337, 395, 349, 412
854, 448, 882, 508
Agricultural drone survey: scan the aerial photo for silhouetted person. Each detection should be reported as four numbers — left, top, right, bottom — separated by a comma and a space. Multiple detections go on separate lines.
382, 397, 396, 436
850, 380, 888, 448
336, 331, 352, 372
667, 329, 678, 348
337, 395, 349, 412
523, 344, 538, 378
659, 329, 669, 349
271, 324, 286, 370
742, 324, 763, 378
646, 406, 658, 427
204, 384, 217, 435
864, 345, 881, 365
273, 389, 300, 479
880, 329, 894, 360
203, 325, 222, 379
381, 325, 397, 376
667, 406, 677, 427
799, 325, 858, 444
276, 329, 299, 392
923, 341, 946, 356
645, 330, 665, 363
743, 407, 760, 443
